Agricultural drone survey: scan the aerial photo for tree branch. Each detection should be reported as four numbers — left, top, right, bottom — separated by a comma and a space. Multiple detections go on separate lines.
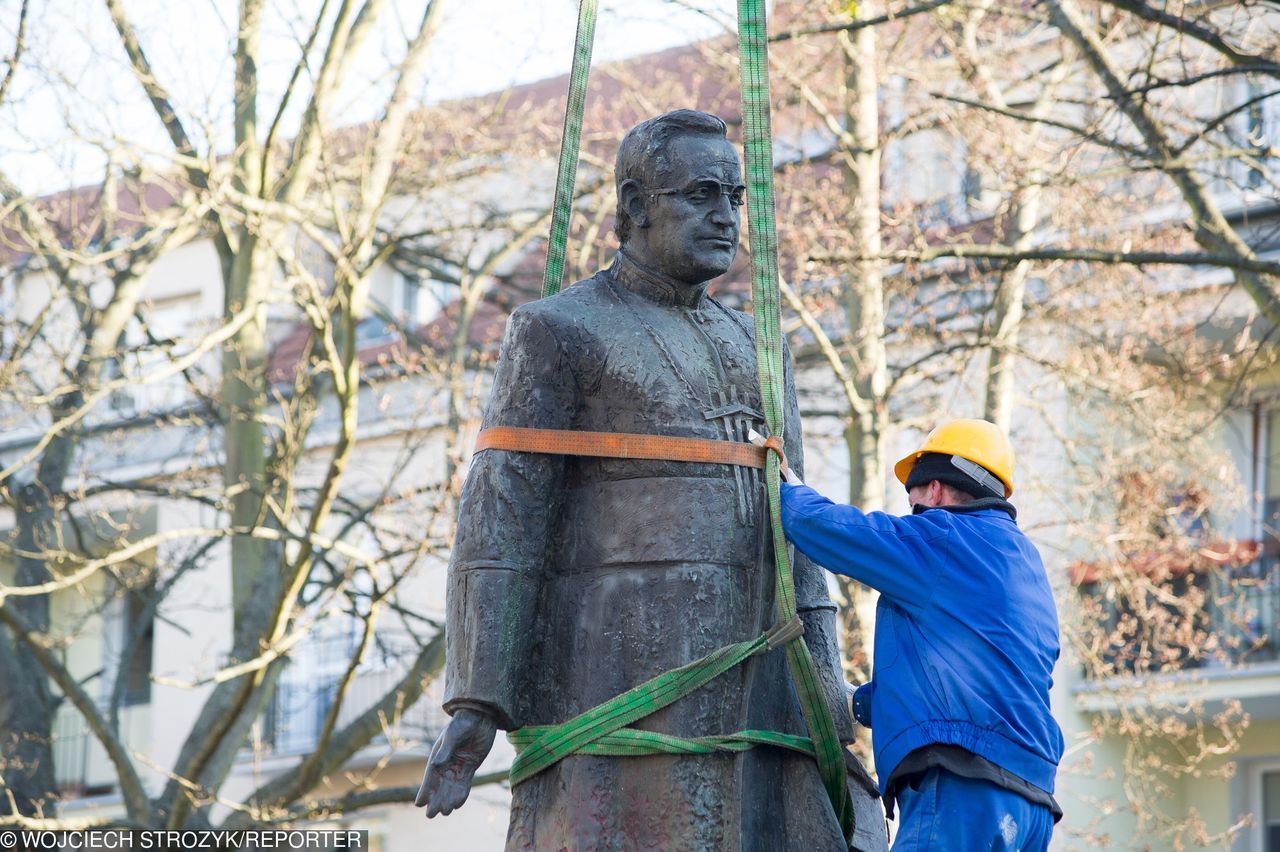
353, 0, 445, 240
779, 278, 868, 418
272, 0, 367, 206
1098, 0, 1280, 76
1048, 0, 1280, 325
810, 245, 1280, 276
102, 0, 206, 187
931, 92, 1153, 160
261, 0, 333, 192
0, 0, 30, 109
224, 629, 446, 827
1119, 65, 1280, 96
0, 604, 151, 821
770, 0, 954, 43
1174, 88, 1280, 157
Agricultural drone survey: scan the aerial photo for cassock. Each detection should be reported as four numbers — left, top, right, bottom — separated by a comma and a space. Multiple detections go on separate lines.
444, 250, 866, 851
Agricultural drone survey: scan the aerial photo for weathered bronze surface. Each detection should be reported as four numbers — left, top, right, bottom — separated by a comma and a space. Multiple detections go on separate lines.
417, 110, 885, 851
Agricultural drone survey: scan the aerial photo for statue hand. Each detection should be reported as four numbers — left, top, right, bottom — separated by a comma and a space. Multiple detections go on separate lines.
415, 707, 498, 817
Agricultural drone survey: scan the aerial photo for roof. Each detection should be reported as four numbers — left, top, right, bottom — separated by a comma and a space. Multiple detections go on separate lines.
0, 177, 184, 267
1069, 539, 1262, 586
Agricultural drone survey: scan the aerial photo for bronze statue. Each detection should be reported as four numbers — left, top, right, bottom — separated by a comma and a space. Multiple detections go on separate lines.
416, 110, 884, 851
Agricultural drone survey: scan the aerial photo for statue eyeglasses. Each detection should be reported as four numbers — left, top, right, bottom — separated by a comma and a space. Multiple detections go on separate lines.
648, 179, 747, 208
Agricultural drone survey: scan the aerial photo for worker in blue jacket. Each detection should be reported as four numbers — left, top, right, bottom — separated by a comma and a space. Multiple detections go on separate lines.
779, 419, 1064, 851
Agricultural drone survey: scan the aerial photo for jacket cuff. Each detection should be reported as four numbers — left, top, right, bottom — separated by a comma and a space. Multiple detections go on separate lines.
442, 698, 514, 731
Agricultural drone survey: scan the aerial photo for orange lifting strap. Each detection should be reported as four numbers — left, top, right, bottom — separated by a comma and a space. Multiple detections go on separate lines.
475, 426, 788, 471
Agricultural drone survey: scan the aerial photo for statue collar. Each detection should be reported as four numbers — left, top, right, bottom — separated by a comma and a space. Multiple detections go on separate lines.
612, 249, 710, 309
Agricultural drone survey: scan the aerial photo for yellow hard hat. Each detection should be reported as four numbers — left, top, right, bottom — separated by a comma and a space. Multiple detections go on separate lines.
893, 418, 1015, 498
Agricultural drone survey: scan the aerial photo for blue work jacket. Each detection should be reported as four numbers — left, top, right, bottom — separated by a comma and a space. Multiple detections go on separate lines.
780, 483, 1064, 798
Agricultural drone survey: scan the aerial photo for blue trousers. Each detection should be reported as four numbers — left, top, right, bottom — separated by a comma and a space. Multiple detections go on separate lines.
892, 768, 1055, 851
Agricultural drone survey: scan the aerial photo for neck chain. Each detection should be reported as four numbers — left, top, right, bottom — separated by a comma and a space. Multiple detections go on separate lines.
605, 271, 712, 404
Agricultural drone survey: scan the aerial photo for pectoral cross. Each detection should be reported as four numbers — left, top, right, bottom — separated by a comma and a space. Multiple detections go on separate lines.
704, 385, 765, 525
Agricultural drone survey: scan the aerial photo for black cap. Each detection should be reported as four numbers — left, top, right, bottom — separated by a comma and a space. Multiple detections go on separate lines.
904, 452, 1003, 500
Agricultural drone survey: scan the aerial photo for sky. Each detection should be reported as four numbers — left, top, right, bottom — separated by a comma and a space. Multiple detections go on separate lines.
424, 0, 736, 101
0, 0, 739, 195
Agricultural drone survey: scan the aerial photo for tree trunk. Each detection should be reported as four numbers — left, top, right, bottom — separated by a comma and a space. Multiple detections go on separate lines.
0, 483, 58, 816
983, 188, 1039, 431
156, 233, 283, 829
834, 10, 888, 686
223, 237, 280, 655
0, 399, 82, 815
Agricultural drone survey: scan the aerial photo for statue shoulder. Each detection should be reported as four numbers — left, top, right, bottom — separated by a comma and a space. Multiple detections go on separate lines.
709, 297, 759, 340
709, 298, 799, 364
509, 272, 614, 332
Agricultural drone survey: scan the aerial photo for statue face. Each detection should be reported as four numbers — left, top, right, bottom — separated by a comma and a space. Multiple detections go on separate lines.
631, 134, 742, 285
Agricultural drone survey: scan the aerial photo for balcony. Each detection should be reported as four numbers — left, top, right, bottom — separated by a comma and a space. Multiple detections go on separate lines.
1073, 546, 1280, 719
52, 702, 150, 798
259, 631, 449, 758
1204, 560, 1280, 667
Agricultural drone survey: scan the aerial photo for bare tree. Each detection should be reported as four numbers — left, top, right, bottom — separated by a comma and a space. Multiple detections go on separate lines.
0, 0, 560, 829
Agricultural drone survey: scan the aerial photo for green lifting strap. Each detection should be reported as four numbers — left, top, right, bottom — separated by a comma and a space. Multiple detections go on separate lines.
510, 726, 819, 759
541, 0, 598, 298
508, 615, 802, 785
518, 0, 856, 845
737, 0, 856, 839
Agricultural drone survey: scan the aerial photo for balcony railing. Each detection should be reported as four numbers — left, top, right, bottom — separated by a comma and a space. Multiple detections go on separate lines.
260, 631, 449, 756
1083, 558, 1280, 675
1205, 561, 1280, 667
52, 702, 148, 797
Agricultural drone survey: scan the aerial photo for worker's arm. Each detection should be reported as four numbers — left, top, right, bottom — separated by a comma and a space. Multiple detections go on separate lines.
779, 481, 949, 611
781, 343, 854, 742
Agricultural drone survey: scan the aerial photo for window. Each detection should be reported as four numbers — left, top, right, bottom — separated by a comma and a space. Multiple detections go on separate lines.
353, 315, 398, 348
267, 630, 361, 754
120, 584, 155, 706
1244, 77, 1280, 190
1076, 463, 1277, 674
1247, 90, 1266, 190
402, 274, 421, 323
1264, 411, 1280, 555
1246, 763, 1280, 852
1216, 410, 1280, 665
961, 164, 983, 210
397, 272, 454, 326
141, 293, 201, 341
100, 573, 155, 708
0, 278, 14, 354
1265, 770, 1280, 852
101, 356, 137, 416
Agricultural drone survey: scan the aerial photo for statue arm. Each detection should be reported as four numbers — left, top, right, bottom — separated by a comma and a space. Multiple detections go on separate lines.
782, 340, 856, 743
443, 306, 580, 731
422, 307, 580, 818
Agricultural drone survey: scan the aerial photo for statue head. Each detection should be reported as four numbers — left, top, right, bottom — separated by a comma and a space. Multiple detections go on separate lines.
615, 110, 744, 286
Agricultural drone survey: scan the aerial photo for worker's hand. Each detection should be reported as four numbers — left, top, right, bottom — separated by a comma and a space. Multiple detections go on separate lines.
849, 682, 874, 729
415, 707, 498, 817
747, 429, 804, 486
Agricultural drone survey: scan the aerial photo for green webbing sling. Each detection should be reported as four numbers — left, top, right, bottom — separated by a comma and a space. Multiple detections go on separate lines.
507, 615, 803, 784
541, 0, 597, 299
510, 0, 856, 844
736, 0, 856, 836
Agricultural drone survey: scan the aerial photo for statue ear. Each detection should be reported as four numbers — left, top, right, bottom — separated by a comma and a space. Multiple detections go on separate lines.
619, 179, 649, 230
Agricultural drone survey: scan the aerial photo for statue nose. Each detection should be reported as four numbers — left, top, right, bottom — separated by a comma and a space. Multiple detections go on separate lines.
709, 195, 736, 224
